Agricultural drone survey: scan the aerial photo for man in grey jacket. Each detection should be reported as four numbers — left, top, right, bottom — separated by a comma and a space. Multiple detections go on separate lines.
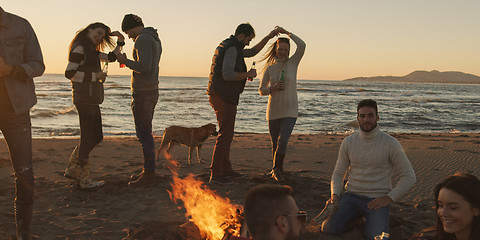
117, 14, 162, 186
0, 6, 45, 240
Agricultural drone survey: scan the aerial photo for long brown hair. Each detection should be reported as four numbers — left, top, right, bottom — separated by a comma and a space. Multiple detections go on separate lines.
434, 173, 480, 240
68, 22, 114, 53
259, 37, 290, 73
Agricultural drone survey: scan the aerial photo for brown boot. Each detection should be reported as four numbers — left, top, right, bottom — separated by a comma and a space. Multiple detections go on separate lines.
128, 169, 156, 186
271, 152, 286, 182
15, 203, 33, 240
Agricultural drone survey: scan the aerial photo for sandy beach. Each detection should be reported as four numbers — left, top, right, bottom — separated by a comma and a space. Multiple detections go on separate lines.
0, 133, 479, 239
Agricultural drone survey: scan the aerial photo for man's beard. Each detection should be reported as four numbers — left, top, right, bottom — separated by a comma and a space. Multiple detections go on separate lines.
360, 122, 377, 132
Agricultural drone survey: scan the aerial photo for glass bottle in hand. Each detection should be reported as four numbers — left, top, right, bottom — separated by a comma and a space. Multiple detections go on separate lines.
278, 70, 285, 90
247, 61, 255, 81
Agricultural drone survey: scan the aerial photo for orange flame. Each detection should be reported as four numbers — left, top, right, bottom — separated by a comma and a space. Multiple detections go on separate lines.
165, 153, 242, 240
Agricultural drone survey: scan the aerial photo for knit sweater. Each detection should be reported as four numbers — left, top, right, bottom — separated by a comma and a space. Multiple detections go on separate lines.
259, 33, 305, 120
331, 126, 416, 201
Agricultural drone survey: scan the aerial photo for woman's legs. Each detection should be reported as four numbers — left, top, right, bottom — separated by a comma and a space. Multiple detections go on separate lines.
76, 104, 103, 163
268, 117, 296, 181
65, 104, 104, 188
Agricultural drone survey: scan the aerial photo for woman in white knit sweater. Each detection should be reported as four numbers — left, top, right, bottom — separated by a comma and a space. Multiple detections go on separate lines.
259, 26, 306, 182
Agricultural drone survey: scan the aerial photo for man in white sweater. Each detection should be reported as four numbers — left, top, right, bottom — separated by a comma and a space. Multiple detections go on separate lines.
321, 99, 416, 240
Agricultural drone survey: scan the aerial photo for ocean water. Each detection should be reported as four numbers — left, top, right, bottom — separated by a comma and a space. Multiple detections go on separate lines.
8, 74, 480, 138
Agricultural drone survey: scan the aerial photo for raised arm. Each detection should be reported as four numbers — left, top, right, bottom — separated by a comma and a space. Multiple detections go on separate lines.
288, 33, 306, 63
243, 27, 279, 58
99, 31, 125, 62
275, 26, 306, 64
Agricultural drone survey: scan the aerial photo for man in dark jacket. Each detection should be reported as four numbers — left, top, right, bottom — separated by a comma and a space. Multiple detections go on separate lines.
0, 6, 45, 239
117, 14, 162, 186
207, 23, 278, 184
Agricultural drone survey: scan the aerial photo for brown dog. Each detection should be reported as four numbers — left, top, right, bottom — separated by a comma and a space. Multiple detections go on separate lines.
156, 123, 218, 164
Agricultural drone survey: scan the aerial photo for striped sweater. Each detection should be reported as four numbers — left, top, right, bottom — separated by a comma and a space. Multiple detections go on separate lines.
65, 42, 113, 105
65, 44, 100, 83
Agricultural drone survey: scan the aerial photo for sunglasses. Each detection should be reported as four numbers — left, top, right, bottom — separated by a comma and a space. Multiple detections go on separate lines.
283, 211, 308, 224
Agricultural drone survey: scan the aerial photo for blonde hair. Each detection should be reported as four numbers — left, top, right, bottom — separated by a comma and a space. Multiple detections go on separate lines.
259, 37, 290, 73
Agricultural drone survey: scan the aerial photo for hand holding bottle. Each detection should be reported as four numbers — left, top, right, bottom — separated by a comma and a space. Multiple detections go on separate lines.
247, 61, 256, 81
95, 72, 107, 82
111, 31, 126, 68
278, 70, 285, 90
247, 68, 257, 81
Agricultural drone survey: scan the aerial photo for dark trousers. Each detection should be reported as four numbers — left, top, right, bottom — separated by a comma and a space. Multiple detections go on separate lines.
0, 109, 34, 206
268, 117, 297, 155
209, 93, 236, 176
131, 90, 159, 172
76, 104, 103, 161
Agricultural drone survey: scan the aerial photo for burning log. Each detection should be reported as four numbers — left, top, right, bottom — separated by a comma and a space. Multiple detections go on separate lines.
165, 152, 246, 240
168, 174, 244, 240
221, 209, 245, 240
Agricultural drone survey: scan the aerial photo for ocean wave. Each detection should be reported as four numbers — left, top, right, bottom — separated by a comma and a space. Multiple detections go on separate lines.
36, 92, 71, 97
31, 106, 76, 118
35, 127, 80, 137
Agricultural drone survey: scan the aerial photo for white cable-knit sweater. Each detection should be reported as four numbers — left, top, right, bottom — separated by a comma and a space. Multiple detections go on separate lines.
259, 33, 306, 120
331, 126, 416, 201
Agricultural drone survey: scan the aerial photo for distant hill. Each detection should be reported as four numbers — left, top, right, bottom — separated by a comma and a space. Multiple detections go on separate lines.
344, 70, 480, 84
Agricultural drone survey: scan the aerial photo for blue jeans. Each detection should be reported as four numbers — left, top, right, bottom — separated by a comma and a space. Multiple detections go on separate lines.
322, 192, 390, 240
0, 109, 34, 206
131, 90, 158, 172
268, 117, 296, 155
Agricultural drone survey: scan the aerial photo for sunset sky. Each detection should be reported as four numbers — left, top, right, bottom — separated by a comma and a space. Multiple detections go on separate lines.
2, 1, 479, 80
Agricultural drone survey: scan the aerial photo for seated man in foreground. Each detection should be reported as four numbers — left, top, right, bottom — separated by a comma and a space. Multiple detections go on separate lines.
243, 184, 306, 240
321, 99, 416, 239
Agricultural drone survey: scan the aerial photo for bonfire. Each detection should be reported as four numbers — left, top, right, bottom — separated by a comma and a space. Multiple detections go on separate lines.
166, 154, 244, 240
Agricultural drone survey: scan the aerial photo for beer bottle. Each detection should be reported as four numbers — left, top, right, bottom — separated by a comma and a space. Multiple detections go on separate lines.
247, 61, 255, 81
279, 70, 285, 90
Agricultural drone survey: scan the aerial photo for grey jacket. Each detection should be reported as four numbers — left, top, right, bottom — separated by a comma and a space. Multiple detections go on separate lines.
0, 7, 45, 114
126, 27, 162, 92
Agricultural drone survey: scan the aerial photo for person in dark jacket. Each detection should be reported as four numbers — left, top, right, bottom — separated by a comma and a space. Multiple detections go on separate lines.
206, 23, 278, 184
65, 22, 124, 189
116, 14, 162, 186
0, 7, 45, 240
